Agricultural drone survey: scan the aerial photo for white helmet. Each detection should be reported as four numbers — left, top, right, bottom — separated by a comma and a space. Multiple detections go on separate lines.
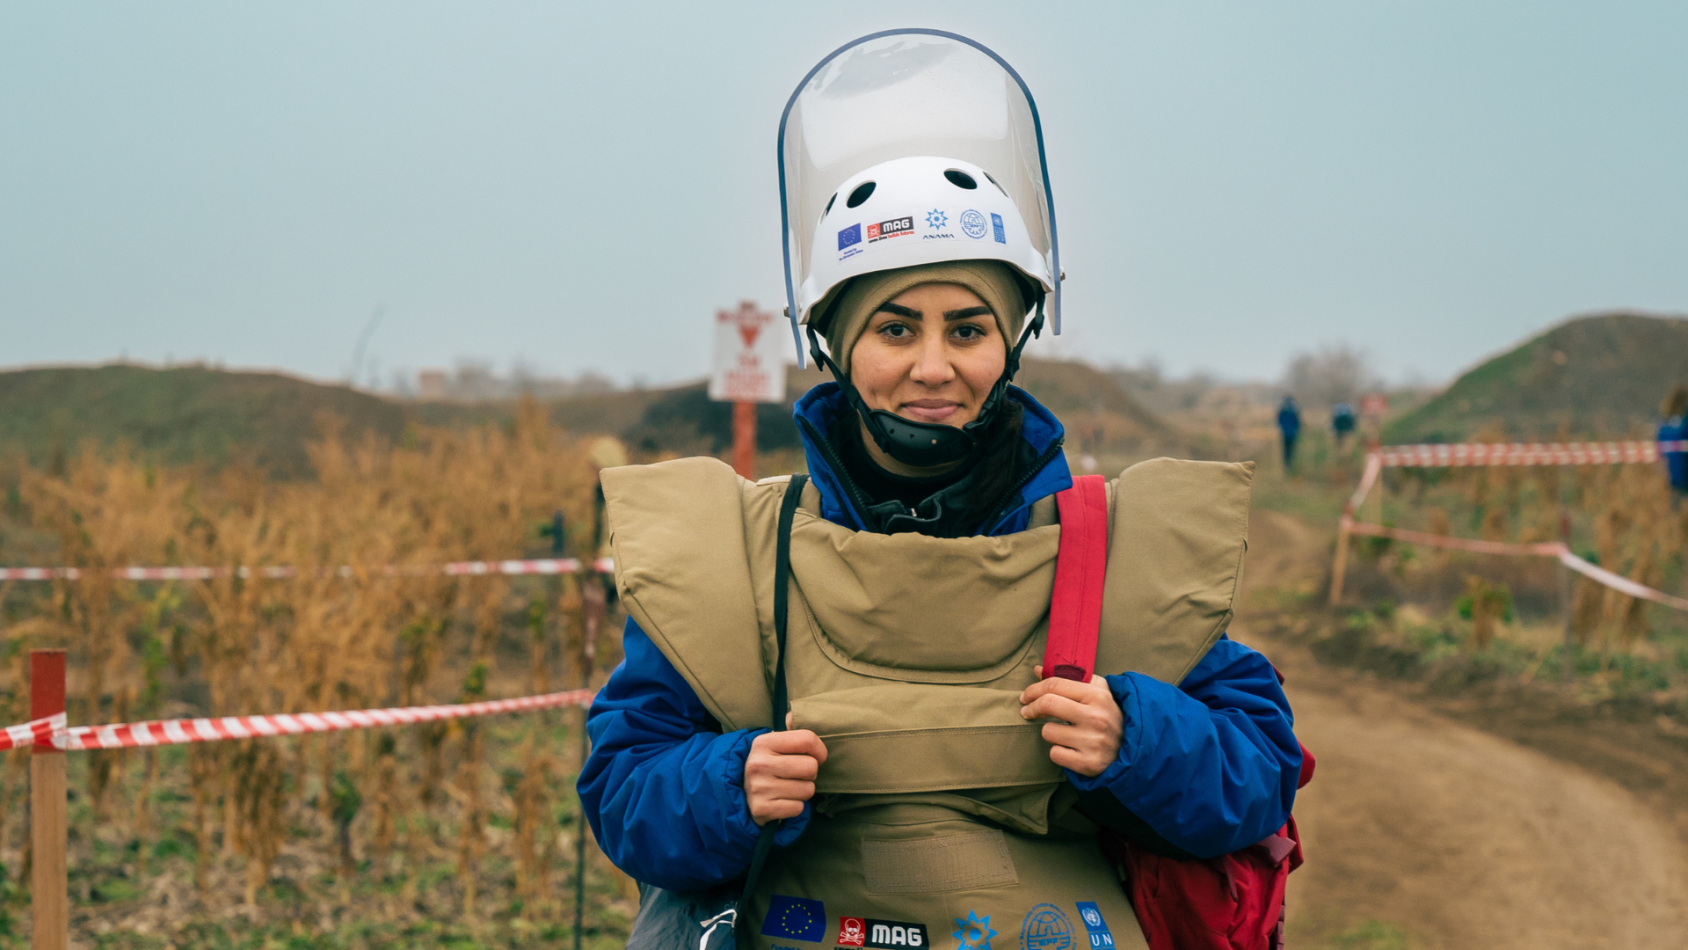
778, 30, 1063, 366
799, 156, 1051, 327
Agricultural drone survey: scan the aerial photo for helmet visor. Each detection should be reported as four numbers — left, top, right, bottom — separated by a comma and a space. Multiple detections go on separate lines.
778, 30, 1062, 358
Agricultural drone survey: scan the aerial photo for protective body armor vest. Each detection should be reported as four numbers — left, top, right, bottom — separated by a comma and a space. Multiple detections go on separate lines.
602, 456, 1253, 950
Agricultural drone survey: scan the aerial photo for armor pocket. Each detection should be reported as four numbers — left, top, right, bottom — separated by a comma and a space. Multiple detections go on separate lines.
793, 685, 1060, 793
862, 830, 1019, 893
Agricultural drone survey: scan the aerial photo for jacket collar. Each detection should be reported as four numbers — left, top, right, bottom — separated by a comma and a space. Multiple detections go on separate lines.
793, 383, 1071, 536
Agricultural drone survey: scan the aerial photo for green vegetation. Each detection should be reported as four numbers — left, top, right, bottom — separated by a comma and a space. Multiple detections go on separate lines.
1323, 919, 1411, 950
1384, 311, 1688, 444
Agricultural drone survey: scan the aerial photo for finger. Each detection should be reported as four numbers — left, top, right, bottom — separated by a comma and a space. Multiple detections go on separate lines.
757, 729, 825, 756
785, 711, 794, 730
747, 777, 816, 802
751, 797, 807, 826
745, 749, 820, 781
1039, 721, 1114, 754
1020, 675, 1103, 706
766, 753, 820, 782
1047, 743, 1107, 778
1021, 692, 1093, 725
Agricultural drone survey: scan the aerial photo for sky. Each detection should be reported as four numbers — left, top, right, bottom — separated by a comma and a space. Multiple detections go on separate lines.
3, 1, 1685, 390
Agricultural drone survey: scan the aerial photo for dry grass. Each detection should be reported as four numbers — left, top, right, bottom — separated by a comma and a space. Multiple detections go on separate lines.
0, 400, 637, 948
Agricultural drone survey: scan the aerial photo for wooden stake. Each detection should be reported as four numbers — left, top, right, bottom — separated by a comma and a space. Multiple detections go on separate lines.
30, 649, 67, 950
1560, 508, 1576, 682
732, 400, 757, 480
1329, 518, 1352, 606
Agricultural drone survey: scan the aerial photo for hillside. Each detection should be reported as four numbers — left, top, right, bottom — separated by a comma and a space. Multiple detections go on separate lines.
0, 364, 416, 479
0, 358, 1179, 477
1384, 311, 1688, 443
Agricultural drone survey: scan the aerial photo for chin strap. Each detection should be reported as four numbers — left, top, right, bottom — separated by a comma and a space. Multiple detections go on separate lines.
807, 296, 1046, 469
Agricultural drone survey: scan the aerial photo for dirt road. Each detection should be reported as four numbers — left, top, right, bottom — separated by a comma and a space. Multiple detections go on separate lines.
1235, 509, 1688, 948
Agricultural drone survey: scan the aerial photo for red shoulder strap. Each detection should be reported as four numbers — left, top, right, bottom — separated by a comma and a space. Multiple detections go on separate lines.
1043, 474, 1109, 682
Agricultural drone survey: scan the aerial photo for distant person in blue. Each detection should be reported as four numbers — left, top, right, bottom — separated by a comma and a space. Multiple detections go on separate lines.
1277, 395, 1302, 471
1331, 401, 1356, 450
1660, 385, 1688, 503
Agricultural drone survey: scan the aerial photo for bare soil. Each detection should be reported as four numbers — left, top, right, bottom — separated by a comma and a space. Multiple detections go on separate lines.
1235, 509, 1688, 948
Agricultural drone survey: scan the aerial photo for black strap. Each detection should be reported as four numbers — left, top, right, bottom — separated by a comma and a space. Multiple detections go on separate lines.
769, 473, 806, 727
735, 473, 809, 933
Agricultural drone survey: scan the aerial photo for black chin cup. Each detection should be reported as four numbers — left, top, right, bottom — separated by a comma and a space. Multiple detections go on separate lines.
806, 296, 1045, 469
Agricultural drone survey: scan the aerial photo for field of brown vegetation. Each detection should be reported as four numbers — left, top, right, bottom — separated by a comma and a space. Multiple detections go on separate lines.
0, 402, 637, 949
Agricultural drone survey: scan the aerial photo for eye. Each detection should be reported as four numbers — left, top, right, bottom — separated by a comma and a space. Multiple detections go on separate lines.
879, 321, 914, 339
952, 323, 988, 341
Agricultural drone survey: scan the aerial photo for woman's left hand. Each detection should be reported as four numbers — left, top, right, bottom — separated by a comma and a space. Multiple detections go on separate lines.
1019, 665, 1124, 778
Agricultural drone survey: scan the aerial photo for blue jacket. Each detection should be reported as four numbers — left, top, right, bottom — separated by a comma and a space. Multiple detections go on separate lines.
1660, 418, 1687, 491
579, 386, 1302, 890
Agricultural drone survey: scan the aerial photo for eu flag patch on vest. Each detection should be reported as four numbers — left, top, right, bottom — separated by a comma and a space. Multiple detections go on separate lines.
761, 895, 826, 941
1074, 903, 1113, 949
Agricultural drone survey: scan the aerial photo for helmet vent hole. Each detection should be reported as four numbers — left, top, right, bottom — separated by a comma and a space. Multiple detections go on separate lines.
823, 192, 837, 215
846, 181, 876, 208
944, 169, 978, 190
982, 171, 1009, 196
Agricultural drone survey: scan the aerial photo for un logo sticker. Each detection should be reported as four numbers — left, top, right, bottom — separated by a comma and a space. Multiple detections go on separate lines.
1020, 904, 1073, 950
960, 209, 988, 239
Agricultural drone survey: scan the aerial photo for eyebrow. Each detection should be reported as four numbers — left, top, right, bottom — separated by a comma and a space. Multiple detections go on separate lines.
873, 303, 995, 321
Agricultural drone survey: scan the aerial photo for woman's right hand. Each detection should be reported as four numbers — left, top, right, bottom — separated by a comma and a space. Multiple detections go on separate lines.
744, 726, 828, 826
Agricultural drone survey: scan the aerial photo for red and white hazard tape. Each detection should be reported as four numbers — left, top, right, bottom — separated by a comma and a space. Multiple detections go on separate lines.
1555, 550, 1688, 613
0, 690, 595, 753
1377, 440, 1688, 468
1344, 519, 1688, 613
0, 558, 615, 583
0, 712, 65, 753
1344, 520, 1566, 558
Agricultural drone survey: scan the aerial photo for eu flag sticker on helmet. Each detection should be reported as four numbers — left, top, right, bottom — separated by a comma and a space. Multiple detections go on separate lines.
776, 30, 1064, 365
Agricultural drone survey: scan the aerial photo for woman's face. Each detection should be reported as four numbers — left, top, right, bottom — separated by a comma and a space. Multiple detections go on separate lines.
848, 282, 1006, 430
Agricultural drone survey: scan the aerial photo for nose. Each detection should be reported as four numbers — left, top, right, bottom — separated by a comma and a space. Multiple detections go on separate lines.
907, 332, 955, 386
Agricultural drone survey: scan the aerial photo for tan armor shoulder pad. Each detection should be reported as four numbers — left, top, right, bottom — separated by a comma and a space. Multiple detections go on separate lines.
601, 457, 784, 731
1098, 458, 1253, 684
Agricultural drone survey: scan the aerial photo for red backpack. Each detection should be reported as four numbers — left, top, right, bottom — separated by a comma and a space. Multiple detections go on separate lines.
1045, 475, 1314, 950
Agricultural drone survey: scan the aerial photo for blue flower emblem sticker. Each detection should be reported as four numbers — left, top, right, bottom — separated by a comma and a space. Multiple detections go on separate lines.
953, 910, 996, 950
926, 208, 949, 230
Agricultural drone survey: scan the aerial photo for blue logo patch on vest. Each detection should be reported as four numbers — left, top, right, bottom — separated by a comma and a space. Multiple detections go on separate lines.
953, 910, 997, 950
761, 895, 826, 941
1073, 903, 1113, 949
1020, 904, 1073, 950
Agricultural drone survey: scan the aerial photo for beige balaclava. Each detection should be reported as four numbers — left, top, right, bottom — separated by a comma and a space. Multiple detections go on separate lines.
814, 261, 1031, 375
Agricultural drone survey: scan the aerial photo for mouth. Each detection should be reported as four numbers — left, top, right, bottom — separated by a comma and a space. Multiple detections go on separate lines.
899, 399, 965, 423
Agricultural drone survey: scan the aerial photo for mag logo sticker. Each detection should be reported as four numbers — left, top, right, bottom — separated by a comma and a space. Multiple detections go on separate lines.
867, 216, 914, 242
863, 919, 928, 948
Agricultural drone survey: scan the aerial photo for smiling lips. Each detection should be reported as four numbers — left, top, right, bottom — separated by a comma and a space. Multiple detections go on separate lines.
900, 399, 965, 423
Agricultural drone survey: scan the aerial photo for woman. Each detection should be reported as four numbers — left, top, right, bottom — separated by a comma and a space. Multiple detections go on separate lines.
580, 32, 1300, 950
